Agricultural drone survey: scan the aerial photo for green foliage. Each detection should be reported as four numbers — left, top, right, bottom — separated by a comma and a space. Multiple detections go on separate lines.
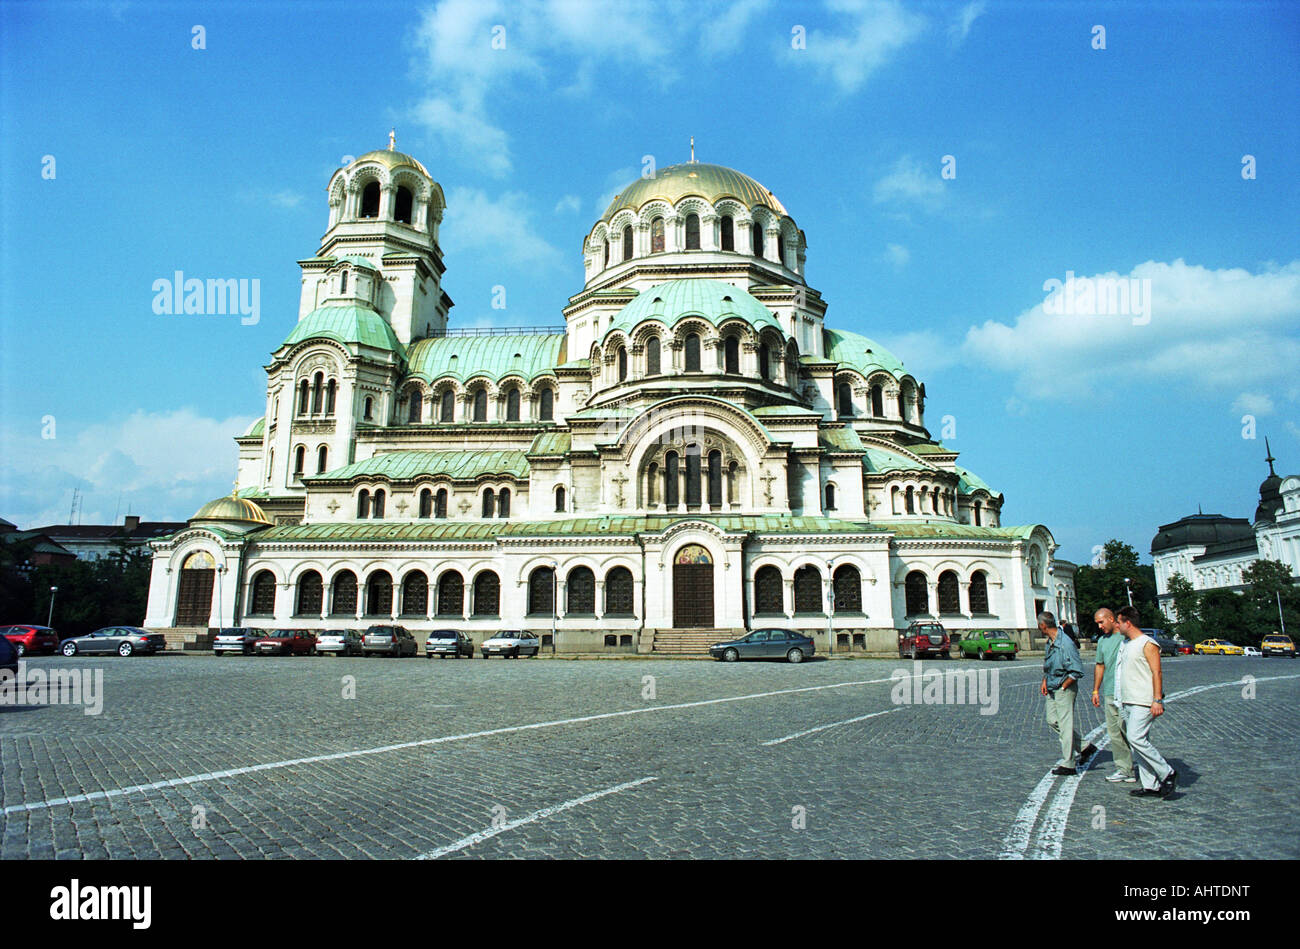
1075, 540, 1169, 637
1160, 559, 1299, 647
0, 546, 152, 637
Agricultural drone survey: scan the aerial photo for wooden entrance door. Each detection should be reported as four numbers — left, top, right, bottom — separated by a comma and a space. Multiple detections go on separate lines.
175, 569, 214, 626
672, 544, 714, 628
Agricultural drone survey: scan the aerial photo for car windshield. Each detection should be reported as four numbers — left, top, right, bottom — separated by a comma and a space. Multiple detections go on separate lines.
917, 626, 943, 635
985, 631, 1008, 640
429, 631, 457, 640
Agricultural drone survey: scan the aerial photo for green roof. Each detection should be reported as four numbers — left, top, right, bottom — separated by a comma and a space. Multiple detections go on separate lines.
881, 522, 1037, 541
307, 450, 530, 483
819, 426, 865, 452
241, 417, 265, 439
862, 446, 933, 474
236, 486, 270, 499
406, 333, 567, 384
751, 404, 822, 418
908, 441, 953, 455
823, 328, 905, 378
336, 254, 378, 271
529, 432, 571, 455
281, 305, 404, 353
957, 466, 999, 496
605, 279, 783, 341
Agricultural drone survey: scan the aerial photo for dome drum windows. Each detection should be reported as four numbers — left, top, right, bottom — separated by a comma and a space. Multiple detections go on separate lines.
650, 217, 665, 254
720, 215, 735, 251
647, 434, 743, 512
359, 181, 381, 219
684, 213, 701, 250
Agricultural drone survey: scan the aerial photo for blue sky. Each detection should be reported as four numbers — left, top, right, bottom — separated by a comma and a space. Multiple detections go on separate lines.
2, 0, 1298, 565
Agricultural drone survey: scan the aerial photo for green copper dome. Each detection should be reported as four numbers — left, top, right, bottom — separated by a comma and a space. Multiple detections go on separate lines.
605, 279, 783, 341
281, 305, 403, 353
823, 328, 906, 379
603, 162, 788, 220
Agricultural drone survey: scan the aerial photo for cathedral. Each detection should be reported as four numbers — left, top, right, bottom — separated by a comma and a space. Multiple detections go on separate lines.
143, 138, 1077, 653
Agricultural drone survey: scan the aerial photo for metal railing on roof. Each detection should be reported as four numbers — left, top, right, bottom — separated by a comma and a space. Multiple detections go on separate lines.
424, 326, 566, 338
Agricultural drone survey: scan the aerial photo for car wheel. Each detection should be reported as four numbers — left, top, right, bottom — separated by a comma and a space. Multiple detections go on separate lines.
786, 648, 804, 664
14, 643, 25, 658
910, 646, 918, 660
61, 641, 77, 657
723, 648, 739, 663
977, 648, 985, 660
118, 642, 134, 657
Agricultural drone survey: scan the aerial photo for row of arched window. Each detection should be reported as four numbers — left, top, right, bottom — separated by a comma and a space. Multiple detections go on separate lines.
903, 570, 992, 617
836, 380, 920, 424
293, 444, 329, 479
356, 181, 417, 225
605, 214, 787, 267
891, 484, 958, 518
354, 486, 516, 519
402, 386, 555, 424
603, 332, 792, 386
646, 448, 739, 508
753, 564, 863, 615
297, 373, 337, 417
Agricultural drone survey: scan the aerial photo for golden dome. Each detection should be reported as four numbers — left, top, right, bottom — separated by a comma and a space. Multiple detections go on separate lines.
603, 162, 787, 220
191, 495, 273, 526
350, 149, 430, 177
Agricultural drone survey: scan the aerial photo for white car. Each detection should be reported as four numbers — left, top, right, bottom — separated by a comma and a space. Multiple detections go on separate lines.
1243, 646, 1262, 657
480, 630, 540, 659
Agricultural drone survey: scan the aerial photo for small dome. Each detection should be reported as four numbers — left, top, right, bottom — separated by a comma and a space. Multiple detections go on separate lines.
280, 304, 403, 353
191, 496, 273, 526
603, 162, 787, 220
823, 328, 906, 378
350, 149, 430, 177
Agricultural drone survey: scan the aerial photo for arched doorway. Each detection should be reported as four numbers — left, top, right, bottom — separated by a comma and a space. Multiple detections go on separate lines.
175, 550, 215, 626
672, 544, 714, 628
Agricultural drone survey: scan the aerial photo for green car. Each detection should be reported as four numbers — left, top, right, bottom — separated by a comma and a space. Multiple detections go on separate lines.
957, 629, 1018, 660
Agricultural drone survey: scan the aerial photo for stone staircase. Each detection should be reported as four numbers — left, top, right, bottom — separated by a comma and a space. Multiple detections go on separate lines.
151, 627, 214, 652
650, 628, 737, 655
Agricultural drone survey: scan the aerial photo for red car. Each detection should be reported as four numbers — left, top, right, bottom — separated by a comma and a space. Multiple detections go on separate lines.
254, 629, 317, 656
899, 621, 951, 659
1, 625, 60, 657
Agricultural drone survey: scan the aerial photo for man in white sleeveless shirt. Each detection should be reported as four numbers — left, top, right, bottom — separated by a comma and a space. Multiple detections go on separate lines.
1114, 605, 1178, 798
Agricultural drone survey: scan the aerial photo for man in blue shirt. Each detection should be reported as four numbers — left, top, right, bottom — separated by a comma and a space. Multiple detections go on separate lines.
1039, 611, 1085, 775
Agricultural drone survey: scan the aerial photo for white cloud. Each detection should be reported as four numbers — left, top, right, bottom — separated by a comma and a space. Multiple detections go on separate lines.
882, 242, 910, 269
595, 165, 637, 216
411, 96, 514, 179
553, 194, 582, 214
873, 155, 947, 213
963, 259, 1300, 401
874, 329, 962, 377
1232, 392, 1275, 416
0, 409, 255, 527
948, 1, 985, 47
786, 0, 926, 93
267, 190, 304, 209
443, 186, 563, 267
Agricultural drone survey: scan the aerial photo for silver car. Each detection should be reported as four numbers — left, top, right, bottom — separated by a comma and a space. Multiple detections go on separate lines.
425, 629, 474, 659
315, 629, 363, 656
212, 627, 264, 656
480, 630, 540, 659
362, 625, 417, 657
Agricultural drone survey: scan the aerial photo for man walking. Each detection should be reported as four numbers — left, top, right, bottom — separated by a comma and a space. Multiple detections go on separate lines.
1039, 611, 1085, 775
1091, 608, 1135, 783
1115, 605, 1177, 798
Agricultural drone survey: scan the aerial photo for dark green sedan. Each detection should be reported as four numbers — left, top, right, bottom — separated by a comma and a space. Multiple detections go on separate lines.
956, 629, 1018, 660
709, 628, 815, 663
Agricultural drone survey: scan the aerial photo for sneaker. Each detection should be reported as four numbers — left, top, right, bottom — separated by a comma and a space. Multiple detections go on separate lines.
1160, 768, 1178, 797
1105, 770, 1136, 783
1051, 766, 1078, 776
1129, 788, 1162, 797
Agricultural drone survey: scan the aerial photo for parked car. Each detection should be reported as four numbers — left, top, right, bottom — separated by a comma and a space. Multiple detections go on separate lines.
254, 629, 317, 656
0, 625, 60, 657
425, 629, 474, 659
315, 629, 363, 656
956, 628, 1018, 660
0, 634, 18, 677
362, 625, 417, 657
1193, 639, 1244, 656
481, 630, 540, 659
1150, 634, 1182, 658
709, 628, 815, 663
1243, 646, 1262, 657
212, 627, 265, 656
899, 621, 950, 660
60, 627, 166, 657
1261, 634, 1296, 658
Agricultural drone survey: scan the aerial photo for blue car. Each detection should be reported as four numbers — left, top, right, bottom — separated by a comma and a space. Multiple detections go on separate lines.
709, 628, 815, 663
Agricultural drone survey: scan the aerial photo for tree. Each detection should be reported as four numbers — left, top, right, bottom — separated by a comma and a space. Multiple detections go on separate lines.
1165, 573, 1203, 641
1075, 539, 1169, 637
1242, 559, 1300, 640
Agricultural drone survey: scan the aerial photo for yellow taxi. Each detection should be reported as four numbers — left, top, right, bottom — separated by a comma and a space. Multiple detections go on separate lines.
1261, 634, 1296, 658
1194, 638, 1245, 655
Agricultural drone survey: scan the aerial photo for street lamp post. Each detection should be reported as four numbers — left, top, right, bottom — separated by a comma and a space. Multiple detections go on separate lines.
826, 558, 835, 655
1123, 577, 1133, 607
47, 586, 58, 628
551, 561, 558, 654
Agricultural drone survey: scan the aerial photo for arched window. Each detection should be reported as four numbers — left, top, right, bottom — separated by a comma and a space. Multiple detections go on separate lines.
481, 489, 495, 518
938, 571, 961, 615
793, 565, 822, 614
646, 462, 658, 506
685, 444, 702, 507
372, 488, 386, 519
898, 390, 907, 421
905, 486, 915, 515
419, 488, 432, 519
249, 570, 276, 616
838, 382, 853, 418
298, 379, 309, 415
435, 488, 448, 519
437, 572, 464, 617
905, 571, 929, 615
473, 389, 487, 422
724, 336, 739, 374
622, 224, 633, 261
365, 571, 393, 616
751, 222, 763, 257
605, 567, 634, 616
407, 391, 422, 423
646, 336, 660, 376
973, 500, 982, 526
329, 571, 357, 616
758, 344, 770, 380
340, 270, 348, 294
707, 450, 722, 507
727, 460, 738, 504
603, 241, 609, 267
555, 485, 566, 513
528, 567, 555, 616
968, 571, 989, 615
755, 566, 784, 615
650, 216, 664, 253
506, 387, 520, 421
360, 181, 380, 218
567, 567, 595, 615
664, 452, 679, 508
539, 387, 554, 421
685, 213, 700, 249
617, 347, 628, 381
317, 445, 328, 474
394, 186, 413, 224
777, 234, 786, 264
294, 446, 305, 477
684, 334, 701, 372
833, 564, 861, 613
720, 215, 734, 251
473, 571, 500, 616
402, 572, 428, 616
297, 570, 323, 616
824, 482, 836, 511
870, 384, 883, 417
325, 380, 336, 416
498, 487, 511, 518
440, 389, 455, 421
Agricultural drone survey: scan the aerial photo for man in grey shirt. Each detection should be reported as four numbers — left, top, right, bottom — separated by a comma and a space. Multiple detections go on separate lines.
1039, 611, 1085, 775
1091, 608, 1135, 782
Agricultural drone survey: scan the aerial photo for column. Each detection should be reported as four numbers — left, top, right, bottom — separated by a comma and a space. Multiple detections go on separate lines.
594, 580, 605, 620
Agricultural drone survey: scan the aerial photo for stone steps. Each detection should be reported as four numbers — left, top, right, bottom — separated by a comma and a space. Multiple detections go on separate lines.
651, 628, 736, 655
150, 627, 214, 651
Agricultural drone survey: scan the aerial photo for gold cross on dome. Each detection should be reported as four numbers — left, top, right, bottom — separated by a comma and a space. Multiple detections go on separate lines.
388, 128, 396, 150
231, 478, 239, 497
689, 136, 695, 163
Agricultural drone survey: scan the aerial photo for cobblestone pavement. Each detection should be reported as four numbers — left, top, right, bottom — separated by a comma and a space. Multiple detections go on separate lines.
1, 653, 1295, 859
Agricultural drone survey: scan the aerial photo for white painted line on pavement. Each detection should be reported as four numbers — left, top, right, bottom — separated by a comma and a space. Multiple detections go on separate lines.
1030, 724, 1109, 860
414, 776, 659, 859
762, 708, 901, 745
